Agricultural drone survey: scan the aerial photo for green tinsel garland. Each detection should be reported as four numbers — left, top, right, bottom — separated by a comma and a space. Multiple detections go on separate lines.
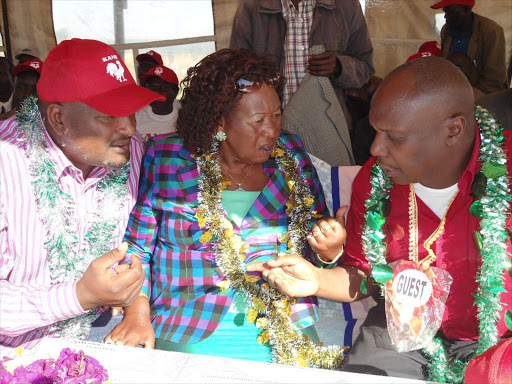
360, 106, 511, 383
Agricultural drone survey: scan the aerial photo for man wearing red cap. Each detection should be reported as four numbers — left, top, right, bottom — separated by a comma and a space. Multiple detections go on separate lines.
135, 50, 163, 85
135, 65, 181, 140
432, 0, 508, 94
0, 38, 164, 357
0, 58, 44, 121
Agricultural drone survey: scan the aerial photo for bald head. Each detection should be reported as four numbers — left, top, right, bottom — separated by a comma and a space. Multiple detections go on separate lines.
374, 56, 474, 121
369, 57, 477, 188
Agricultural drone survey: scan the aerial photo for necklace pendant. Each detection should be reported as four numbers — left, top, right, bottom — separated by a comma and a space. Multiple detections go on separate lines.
236, 184, 245, 191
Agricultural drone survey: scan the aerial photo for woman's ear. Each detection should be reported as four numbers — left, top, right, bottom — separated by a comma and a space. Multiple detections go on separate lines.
218, 116, 226, 133
45, 103, 66, 137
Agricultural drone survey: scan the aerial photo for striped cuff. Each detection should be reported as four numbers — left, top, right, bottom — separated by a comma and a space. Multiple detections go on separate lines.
44, 281, 87, 323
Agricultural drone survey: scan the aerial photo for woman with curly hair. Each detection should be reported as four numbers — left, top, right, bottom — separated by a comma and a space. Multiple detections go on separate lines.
106, 48, 347, 364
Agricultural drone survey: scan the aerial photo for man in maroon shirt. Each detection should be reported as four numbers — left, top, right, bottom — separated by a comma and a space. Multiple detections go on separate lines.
248, 56, 511, 380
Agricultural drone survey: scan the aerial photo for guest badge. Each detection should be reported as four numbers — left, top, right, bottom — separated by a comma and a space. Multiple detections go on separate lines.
384, 260, 453, 352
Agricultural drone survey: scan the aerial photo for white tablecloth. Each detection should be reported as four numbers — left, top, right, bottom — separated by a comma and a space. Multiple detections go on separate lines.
24, 338, 435, 384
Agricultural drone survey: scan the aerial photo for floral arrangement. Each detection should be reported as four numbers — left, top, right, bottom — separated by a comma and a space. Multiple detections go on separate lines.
0, 348, 109, 384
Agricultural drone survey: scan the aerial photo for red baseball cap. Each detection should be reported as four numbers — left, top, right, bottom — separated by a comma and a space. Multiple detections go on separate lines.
418, 41, 441, 56
141, 65, 179, 85
37, 39, 164, 117
12, 58, 43, 76
135, 50, 163, 66
431, 0, 475, 9
406, 51, 435, 63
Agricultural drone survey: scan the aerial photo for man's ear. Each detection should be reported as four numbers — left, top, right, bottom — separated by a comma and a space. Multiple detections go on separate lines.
446, 115, 466, 146
45, 103, 66, 136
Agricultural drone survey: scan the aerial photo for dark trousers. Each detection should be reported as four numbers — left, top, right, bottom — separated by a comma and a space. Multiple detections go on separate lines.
343, 298, 478, 380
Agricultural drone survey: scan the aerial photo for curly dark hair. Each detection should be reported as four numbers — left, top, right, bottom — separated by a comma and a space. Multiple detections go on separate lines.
176, 48, 283, 152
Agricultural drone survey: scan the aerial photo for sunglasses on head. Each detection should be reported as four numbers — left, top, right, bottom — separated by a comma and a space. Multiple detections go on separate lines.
235, 73, 282, 93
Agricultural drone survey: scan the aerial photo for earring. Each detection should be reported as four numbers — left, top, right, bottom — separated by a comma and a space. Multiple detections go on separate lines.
214, 131, 227, 142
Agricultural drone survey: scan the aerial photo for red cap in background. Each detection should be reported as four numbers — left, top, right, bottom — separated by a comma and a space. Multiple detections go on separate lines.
418, 41, 441, 56
135, 50, 163, 66
141, 65, 179, 85
406, 51, 435, 63
12, 58, 43, 76
431, 0, 475, 9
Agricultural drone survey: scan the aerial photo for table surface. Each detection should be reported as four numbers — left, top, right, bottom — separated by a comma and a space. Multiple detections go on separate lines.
22, 338, 436, 384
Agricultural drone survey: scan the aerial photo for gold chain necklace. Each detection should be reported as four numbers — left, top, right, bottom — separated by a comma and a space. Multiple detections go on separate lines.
408, 184, 459, 268
222, 163, 253, 191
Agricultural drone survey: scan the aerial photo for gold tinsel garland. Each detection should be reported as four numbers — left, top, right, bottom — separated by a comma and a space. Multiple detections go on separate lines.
194, 139, 347, 369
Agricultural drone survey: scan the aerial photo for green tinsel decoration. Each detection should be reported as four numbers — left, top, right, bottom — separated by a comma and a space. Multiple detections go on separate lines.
15, 96, 132, 339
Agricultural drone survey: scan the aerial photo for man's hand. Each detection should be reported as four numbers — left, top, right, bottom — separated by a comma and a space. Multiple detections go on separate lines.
308, 51, 341, 77
104, 296, 154, 348
247, 254, 320, 298
308, 206, 348, 261
76, 242, 144, 311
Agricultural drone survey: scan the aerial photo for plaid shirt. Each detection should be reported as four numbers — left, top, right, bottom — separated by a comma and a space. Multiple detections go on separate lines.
124, 131, 327, 344
281, 0, 315, 106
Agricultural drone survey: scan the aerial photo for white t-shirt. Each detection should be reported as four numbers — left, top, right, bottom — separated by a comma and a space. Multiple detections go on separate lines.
135, 99, 181, 141
413, 182, 459, 219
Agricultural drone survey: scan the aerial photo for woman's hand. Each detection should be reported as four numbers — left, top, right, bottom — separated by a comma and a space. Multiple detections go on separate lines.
308, 206, 348, 261
246, 254, 320, 298
104, 296, 154, 348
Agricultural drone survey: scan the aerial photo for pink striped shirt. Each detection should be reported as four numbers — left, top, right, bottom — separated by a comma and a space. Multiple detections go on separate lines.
0, 114, 144, 358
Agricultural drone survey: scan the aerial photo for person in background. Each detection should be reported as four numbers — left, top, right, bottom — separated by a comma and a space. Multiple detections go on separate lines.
479, 88, 512, 132
0, 58, 43, 120
15, 48, 40, 64
345, 76, 382, 165
135, 50, 163, 85
347, 41, 440, 166
0, 38, 164, 358
432, 0, 508, 94
446, 51, 485, 101
135, 65, 180, 140
230, 0, 374, 122
0, 57, 13, 114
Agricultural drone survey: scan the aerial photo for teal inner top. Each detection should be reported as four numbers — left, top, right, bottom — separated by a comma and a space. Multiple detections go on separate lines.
221, 190, 260, 227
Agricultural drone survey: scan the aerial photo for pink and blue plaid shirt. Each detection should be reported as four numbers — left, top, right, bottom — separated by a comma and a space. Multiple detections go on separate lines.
281, 0, 315, 105
124, 130, 327, 344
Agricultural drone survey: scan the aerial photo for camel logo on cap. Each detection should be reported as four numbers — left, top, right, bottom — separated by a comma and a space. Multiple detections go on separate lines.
148, 51, 154, 56
30, 62, 40, 69
154, 67, 163, 76
106, 60, 127, 83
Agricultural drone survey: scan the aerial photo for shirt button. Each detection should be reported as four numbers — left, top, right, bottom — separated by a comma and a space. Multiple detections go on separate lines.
441, 263, 447, 269
300, 46, 305, 51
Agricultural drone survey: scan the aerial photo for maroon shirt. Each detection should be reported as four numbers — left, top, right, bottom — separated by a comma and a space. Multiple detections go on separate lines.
343, 127, 512, 340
